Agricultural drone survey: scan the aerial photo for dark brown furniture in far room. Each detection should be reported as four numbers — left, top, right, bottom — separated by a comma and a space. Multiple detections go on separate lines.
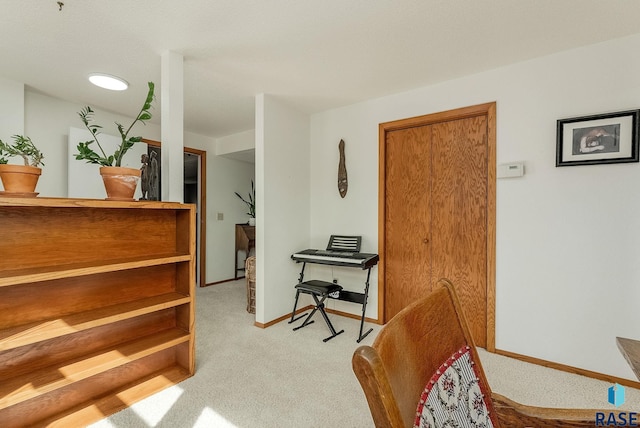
235, 223, 255, 279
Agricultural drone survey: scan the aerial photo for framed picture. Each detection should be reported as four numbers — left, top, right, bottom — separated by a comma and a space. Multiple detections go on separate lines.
556, 109, 640, 167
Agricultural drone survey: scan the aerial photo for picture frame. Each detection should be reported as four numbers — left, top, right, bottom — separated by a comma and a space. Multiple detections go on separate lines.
556, 109, 639, 167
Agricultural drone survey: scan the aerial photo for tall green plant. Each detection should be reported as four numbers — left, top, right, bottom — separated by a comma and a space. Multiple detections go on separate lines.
235, 180, 255, 218
75, 81, 155, 167
0, 135, 44, 166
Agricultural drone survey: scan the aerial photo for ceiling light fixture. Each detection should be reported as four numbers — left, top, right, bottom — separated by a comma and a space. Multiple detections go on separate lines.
88, 73, 129, 91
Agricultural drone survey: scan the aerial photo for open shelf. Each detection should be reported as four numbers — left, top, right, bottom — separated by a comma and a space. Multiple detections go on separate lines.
0, 254, 192, 287
0, 198, 196, 426
36, 365, 191, 428
0, 328, 189, 410
0, 292, 191, 351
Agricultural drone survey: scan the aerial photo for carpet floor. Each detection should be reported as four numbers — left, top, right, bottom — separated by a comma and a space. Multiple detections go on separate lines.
89, 279, 640, 427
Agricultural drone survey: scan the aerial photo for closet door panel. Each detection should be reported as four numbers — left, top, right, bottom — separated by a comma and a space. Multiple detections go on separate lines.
430, 116, 488, 346
384, 126, 432, 321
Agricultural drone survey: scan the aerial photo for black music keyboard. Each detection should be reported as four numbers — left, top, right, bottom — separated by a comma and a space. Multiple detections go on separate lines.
291, 249, 379, 269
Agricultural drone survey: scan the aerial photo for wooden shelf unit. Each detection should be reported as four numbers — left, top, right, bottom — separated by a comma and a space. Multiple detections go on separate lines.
0, 197, 196, 427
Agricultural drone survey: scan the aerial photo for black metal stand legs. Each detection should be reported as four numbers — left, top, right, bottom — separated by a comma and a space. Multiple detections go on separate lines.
291, 292, 344, 342
288, 289, 307, 324
356, 269, 373, 343
289, 274, 346, 342
289, 259, 375, 342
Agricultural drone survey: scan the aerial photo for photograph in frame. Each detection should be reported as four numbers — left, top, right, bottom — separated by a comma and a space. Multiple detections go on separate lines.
556, 110, 639, 167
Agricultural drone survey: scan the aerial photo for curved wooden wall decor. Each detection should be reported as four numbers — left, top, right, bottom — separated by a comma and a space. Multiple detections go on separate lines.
338, 139, 348, 198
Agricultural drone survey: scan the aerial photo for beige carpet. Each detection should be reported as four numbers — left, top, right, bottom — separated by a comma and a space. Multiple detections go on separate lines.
89, 280, 639, 427
480, 348, 640, 411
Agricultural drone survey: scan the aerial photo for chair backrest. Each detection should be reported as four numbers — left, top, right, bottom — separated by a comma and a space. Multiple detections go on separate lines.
326, 235, 361, 253
352, 279, 496, 428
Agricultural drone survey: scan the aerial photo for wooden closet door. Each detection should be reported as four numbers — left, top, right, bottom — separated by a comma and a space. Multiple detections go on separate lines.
430, 116, 488, 346
383, 126, 432, 322
380, 103, 495, 349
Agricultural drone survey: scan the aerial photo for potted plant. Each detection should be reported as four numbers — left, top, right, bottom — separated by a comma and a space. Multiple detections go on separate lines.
0, 135, 45, 196
235, 180, 256, 226
74, 81, 155, 200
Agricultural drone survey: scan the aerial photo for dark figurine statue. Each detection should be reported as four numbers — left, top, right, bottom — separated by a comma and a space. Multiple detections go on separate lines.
139, 153, 150, 200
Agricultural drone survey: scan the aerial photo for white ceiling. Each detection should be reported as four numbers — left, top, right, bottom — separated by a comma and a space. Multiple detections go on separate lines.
2, 1, 640, 140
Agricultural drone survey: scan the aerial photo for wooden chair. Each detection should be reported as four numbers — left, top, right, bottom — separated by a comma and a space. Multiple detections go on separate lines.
352, 279, 611, 427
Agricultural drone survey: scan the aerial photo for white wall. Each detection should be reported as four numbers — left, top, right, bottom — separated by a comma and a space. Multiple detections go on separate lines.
309, 34, 640, 381
216, 129, 255, 155
189, 131, 255, 283
0, 76, 24, 147
255, 94, 310, 324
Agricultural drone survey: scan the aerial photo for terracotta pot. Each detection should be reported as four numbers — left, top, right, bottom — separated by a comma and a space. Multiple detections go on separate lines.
100, 166, 141, 201
0, 164, 42, 196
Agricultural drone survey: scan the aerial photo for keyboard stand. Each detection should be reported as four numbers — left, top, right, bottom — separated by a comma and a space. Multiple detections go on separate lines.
289, 253, 376, 342
332, 267, 374, 343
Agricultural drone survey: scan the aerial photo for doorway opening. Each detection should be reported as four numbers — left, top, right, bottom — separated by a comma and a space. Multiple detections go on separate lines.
143, 139, 207, 288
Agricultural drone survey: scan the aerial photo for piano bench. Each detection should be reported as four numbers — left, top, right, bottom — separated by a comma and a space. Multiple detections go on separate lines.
295, 280, 342, 295
289, 280, 345, 342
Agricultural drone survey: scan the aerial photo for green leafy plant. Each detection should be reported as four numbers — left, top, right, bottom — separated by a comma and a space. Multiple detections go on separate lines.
235, 180, 255, 218
75, 81, 155, 167
0, 135, 45, 166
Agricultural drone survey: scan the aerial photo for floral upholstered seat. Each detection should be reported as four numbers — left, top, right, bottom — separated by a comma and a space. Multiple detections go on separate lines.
414, 346, 495, 428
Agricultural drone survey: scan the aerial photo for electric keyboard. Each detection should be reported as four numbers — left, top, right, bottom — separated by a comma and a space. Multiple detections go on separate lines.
291, 248, 379, 269
290, 235, 378, 343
